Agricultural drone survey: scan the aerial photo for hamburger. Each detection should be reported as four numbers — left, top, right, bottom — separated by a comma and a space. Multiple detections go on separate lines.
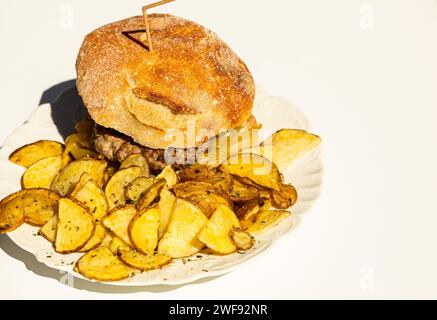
76, 14, 257, 172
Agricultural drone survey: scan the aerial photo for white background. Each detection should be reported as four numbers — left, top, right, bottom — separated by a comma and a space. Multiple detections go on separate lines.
1, 0, 437, 299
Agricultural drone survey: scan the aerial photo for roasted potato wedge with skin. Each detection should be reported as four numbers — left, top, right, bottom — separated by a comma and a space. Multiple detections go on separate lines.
75, 246, 131, 282
72, 180, 108, 221
51, 158, 107, 196
271, 183, 298, 209
158, 188, 176, 238
0, 192, 24, 234
22, 155, 63, 189
109, 236, 131, 254
136, 179, 166, 212
105, 166, 142, 209
129, 206, 160, 254
71, 172, 93, 195
156, 165, 178, 188
125, 177, 154, 202
118, 249, 172, 271
220, 153, 282, 191
102, 205, 137, 247
229, 227, 255, 251
9, 140, 64, 168
227, 176, 260, 201
235, 198, 260, 220
39, 215, 57, 243
178, 164, 232, 192
158, 198, 208, 258
55, 198, 95, 253
78, 223, 107, 252
102, 165, 118, 187
253, 129, 321, 171
198, 205, 241, 254
242, 210, 291, 236
22, 188, 60, 226
120, 154, 149, 177
172, 181, 232, 218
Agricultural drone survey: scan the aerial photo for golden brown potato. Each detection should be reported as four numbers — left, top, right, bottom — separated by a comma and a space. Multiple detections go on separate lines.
198, 205, 241, 254
156, 166, 178, 188
271, 183, 298, 209
253, 129, 321, 171
242, 210, 291, 236
105, 166, 142, 209
72, 180, 108, 221
0, 192, 25, 234
178, 164, 232, 192
220, 153, 282, 191
227, 177, 260, 201
158, 198, 208, 258
229, 227, 255, 251
78, 223, 107, 252
55, 198, 95, 253
39, 215, 58, 243
102, 205, 137, 247
75, 246, 131, 281
51, 158, 107, 196
118, 249, 172, 271
136, 179, 166, 212
22, 188, 60, 226
120, 154, 149, 177
125, 177, 154, 202
157, 188, 176, 238
22, 155, 63, 189
9, 140, 64, 168
235, 198, 260, 221
129, 206, 160, 254
108, 236, 131, 255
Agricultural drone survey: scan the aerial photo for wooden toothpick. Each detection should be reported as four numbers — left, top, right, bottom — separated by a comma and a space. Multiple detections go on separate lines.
142, 0, 176, 52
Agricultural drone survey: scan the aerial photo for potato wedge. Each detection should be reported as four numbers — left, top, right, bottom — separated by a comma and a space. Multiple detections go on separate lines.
22, 189, 60, 226
156, 165, 178, 188
109, 236, 131, 255
158, 188, 176, 238
271, 183, 298, 209
125, 177, 154, 202
198, 205, 241, 254
105, 166, 142, 209
72, 180, 108, 221
242, 210, 291, 236
9, 140, 64, 168
71, 172, 93, 196
22, 155, 63, 189
65, 133, 93, 149
178, 164, 232, 193
158, 198, 208, 258
102, 165, 118, 187
235, 198, 260, 221
55, 198, 95, 253
227, 177, 260, 201
39, 215, 57, 242
102, 205, 137, 247
120, 154, 149, 177
78, 223, 107, 252
136, 179, 166, 212
229, 227, 255, 251
75, 246, 131, 281
0, 192, 25, 234
172, 181, 232, 217
129, 206, 160, 254
118, 249, 172, 271
252, 129, 321, 171
220, 153, 282, 191
51, 158, 107, 196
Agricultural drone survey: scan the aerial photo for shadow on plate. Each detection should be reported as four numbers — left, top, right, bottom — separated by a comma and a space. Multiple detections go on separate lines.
0, 80, 224, 293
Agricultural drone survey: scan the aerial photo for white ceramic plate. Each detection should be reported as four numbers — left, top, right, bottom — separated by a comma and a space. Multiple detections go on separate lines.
0, 85, 322, 286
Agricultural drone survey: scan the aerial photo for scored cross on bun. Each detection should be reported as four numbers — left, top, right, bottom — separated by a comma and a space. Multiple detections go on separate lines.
76, 14, 257, 155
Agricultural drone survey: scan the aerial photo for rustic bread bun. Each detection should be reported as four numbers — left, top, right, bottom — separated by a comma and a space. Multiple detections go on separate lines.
76, 14, 256, 149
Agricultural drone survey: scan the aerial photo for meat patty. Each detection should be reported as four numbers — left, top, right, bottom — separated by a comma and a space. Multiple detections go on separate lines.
92, 125, 189, 172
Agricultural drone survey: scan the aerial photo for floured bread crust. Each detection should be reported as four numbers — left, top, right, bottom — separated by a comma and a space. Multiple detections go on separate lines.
76, 14, 256, 149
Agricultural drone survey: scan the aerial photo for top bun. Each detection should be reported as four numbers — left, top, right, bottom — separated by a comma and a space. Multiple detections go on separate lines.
76, 14, 256, 149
